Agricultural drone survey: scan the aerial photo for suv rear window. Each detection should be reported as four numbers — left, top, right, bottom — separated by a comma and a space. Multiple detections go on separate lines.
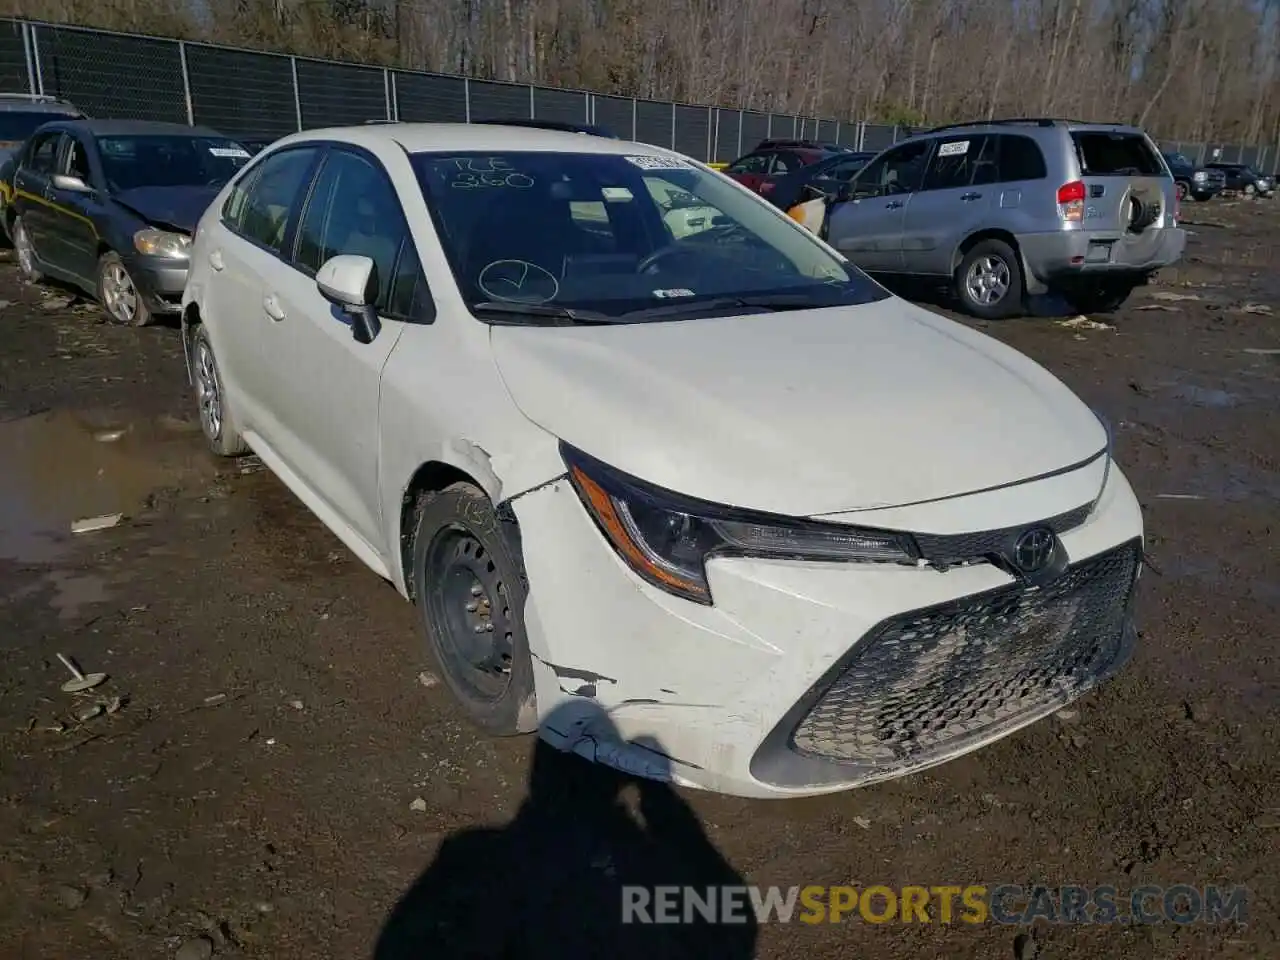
1072, 132, 1163, 176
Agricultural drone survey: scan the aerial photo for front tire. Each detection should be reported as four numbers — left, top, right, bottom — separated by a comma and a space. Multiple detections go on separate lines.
955, 239, 1024, 319
97, 251, 152, 326
411, 482, 535, 736
190, 324, 248, 457
12, 216, 42, 283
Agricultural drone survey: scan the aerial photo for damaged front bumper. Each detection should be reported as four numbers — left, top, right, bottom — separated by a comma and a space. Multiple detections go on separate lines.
507, 463, 1144, 800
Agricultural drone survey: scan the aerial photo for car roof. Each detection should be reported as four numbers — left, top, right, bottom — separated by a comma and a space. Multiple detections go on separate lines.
268, 122, 682, 158
51, 119, 230, 138
0, 93, 80, 112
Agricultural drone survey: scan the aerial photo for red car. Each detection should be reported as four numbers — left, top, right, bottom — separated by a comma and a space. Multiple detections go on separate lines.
722, 139, 850, 197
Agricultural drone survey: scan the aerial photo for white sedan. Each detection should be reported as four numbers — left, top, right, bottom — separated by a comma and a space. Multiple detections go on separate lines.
180, 123, 1144, 799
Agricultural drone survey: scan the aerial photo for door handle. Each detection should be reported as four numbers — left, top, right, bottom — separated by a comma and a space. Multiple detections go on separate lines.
886, 199, 904, 209
262, 294, 286, 322
208, 249, 225, 271
961, 191, 983, 201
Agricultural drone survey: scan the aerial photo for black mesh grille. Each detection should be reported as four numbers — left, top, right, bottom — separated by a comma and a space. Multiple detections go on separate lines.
37, 27, 185, 122
468, 79, 530, 121
791, 540, 1140, 772
912, 502, 1093, 566
533, 87, 586, 124
0, 20, 29, 92
713, 109, 740, 162
188, 46, 297, 136
295, 59, 385, 128
862, 123, 897, 152
673, 104, 710, 161
635, 99, 672, 148
394, 72, 465, 123
740, 112, 769, 152
592, 95, 634, 140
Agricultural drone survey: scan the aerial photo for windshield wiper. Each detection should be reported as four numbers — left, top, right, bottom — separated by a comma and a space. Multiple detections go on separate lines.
469, 301, 615, 325
615, 292, 826, 322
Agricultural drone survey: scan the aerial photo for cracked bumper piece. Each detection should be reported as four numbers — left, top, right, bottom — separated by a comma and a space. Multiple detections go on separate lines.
509, 466, 1144, 800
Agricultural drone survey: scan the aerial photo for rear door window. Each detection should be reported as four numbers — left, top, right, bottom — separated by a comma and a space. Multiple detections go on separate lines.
995, 135, 1047, 182
1072, 132, 1163, 176
234, 146, 318, 253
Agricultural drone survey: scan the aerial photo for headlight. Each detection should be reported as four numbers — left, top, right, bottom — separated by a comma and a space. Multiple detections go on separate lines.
561, 443, 918, 604
133, 228, 191, 259
1193, 171, 1207, 181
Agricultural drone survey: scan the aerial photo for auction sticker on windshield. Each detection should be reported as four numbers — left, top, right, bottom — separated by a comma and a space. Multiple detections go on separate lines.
626, 155, 695, 170
937, 141, 970, 157
652, 288, 696, 298
210, 147, 251, 159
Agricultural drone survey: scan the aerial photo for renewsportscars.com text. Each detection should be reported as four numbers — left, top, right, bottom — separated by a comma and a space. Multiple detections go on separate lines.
621, 884, 1248, 925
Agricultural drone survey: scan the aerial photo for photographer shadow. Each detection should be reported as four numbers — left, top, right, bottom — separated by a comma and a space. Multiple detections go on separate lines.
373, 702, 758, 959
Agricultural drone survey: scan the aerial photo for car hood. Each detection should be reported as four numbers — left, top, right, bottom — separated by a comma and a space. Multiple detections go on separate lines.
491, 298, 1107, 516
112, 185, 221, 233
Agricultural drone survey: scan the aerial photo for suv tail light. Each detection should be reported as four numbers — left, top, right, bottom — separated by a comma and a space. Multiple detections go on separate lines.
1057, 180, 1086, 222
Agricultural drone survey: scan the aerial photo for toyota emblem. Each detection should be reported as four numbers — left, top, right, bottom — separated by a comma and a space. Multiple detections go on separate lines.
1012, 527, 1056, 573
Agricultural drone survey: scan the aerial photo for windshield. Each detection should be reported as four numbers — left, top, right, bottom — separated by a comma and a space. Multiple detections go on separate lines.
411, 150, 887, 322
97, 134, 251, 192
0, 112, 70, 144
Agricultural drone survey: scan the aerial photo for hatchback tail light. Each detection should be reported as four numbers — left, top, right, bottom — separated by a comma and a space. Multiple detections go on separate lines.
1057, 180, 1086, 223
759, 181, 776, 194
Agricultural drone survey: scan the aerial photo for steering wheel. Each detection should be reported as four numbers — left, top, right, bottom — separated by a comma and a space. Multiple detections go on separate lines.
636, 244, 702, 275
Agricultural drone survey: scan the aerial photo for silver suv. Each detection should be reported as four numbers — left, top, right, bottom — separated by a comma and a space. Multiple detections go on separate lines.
822, 118, 1185, 318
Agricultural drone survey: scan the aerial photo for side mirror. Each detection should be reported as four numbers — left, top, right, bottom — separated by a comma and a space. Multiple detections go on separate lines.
316, 254, 381, 344
52, 173, 90, 193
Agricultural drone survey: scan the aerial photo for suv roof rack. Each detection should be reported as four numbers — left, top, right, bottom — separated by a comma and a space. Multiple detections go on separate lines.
921, 117, 1129, 135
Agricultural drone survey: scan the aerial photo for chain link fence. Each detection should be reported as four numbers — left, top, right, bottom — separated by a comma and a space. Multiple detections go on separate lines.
0, 17, 1272, 169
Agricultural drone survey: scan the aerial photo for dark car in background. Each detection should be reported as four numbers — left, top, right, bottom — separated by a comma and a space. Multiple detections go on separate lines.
7, 119, 252, 325
1162, 151, 1225, 201
722, 139, 849, 196
235, 134, 280, 156
1206, 162, 1273, 197
762, 150, 876, 211
0, 94, 85, 240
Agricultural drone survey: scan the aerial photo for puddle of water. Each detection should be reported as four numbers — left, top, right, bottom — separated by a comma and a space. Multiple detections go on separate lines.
44, 569, 111, 621
0, 409, 179, 563
1169, 384, 1241, 408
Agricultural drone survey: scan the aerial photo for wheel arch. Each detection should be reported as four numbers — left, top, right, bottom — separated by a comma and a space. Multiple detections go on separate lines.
398, 456, 508, 602
950, 227, 1023, 277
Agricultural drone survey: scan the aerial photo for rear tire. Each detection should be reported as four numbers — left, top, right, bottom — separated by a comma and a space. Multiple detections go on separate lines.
411, 482, 535, 736
1064, 281, 1137, 315
955, 239, 1024, 320
12, 216, 42, 283
190, 324, 249, 457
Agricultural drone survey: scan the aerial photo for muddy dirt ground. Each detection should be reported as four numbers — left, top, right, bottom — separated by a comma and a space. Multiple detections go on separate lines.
1, 200, 1277, 960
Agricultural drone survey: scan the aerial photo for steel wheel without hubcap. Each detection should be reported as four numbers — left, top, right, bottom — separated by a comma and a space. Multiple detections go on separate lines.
423, 526, 516, 704
195, 337, 222, 440
964, 254, 1010, 307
